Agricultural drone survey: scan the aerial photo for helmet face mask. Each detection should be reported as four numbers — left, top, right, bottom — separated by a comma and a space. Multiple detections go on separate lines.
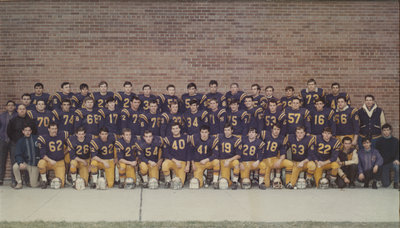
97, 177, 107, 190
50, 178, 62, 189
148, 178, 159, 189
218, 178, 229, 190
296, 178, 307, 189
171, 177, 182, 190
75, 177, 86, 190
189, 178, 200, 189
241, 178, 251, 190
319, 178, 329, 189
273, 177, 283, 189
125, 178, 135, 189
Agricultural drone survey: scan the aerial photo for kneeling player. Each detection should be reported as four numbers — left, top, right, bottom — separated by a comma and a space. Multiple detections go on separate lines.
217, 124, 241, 190
261, 124, 293, 188
90, 128, 116, 189
314, 127, 340, 188
240, 128, 266, 189
286, 126, 316, 189
190, 125, 220, 189
136, 130, 163, 188
37, 123, 69, 188
67, 127, 92, 186
115, 128, 137, 189
162, 123, 191, 188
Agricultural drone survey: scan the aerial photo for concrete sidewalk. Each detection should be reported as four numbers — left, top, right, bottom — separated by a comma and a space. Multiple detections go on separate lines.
0, 186, 398, 222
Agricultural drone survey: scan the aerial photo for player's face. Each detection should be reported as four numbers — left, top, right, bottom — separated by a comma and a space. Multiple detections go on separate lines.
62, 84, 71, 94
188, 87, 196, 96
76, 131, 86, 141
269, 102, 277, 112
322, 131, 332, 141
122, 131, 132, 142
248, 130, 256, 140
170, 104, 178, 114
36, 101, 45, 112
251, 86, 259, 96
124, 85, 132, 94
337, 99, 346, 109
144, 133, 153, 144
81, 88, 89, 96
190, 103, 198, 113
285, 89, 294, 97
365, 97, 375, 108
230, 103, 238, 112
209, 84, 217, 93
200, 129, 209, 140
315, 101, 324, 111
99, 131, 108, 141
48, 126, 58, 136
209, 100, 217, 110
21, 96, 31, 105
244, 98, 253, 108
230, 84, 238, 94
331, 85, 340, 95
34, 86, 43, 95
149, 103, 158, 113
265, 88, 273, 97
343, 140, 352, 151
143, 86, 151, 96
171, 125, 180, 136
295, 129, 305, 140
272, 126, 280, 137
6, 102, 16, 113
61, 102, 71, 112
224, 127, 232, 137
167, 87, 175, 96
107, 101, 116, 110
382, 128, 391, 138
292, 99, 300, 110
131, 99, 141, 109
22, 127, 32, 138
307, 82, 316, 91
99, 84, 108, 93
362, 140, 371, 150
85, 100, 94, 109
17, 105, 26, 117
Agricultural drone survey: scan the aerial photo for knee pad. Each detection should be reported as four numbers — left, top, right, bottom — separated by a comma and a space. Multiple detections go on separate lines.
189, 178, 200, 189
219, 178, 229, 190
50, 178, 62, 189
171, 177, 182, 190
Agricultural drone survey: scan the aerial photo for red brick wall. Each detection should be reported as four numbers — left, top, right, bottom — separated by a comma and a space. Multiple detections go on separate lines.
0, 1, 399, 179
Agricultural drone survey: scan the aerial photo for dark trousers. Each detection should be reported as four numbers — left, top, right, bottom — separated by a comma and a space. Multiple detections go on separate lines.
381, 163, 399, 187
0, 139, 13, 182
358, 168, 380, 186
337, 164, 358, 188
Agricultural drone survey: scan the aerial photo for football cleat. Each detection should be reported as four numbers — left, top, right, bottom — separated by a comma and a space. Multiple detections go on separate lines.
272, 177, 283, 189
90, 182, 97, 189
218, 178, 229, 190
171, 177, 182, 190
148, 178, 159, 189
329, 180, 338, 189
142, 182, 149, 188
286, 182, 294, 189
189, 178, 200, 189
125, 178, 136, 189
164, 181, 171, 189
259, 183, 267, 190
50, 178, 62, 189
231, 181, 238, 190
212, 181, 219, 189
318, 177, 329, 189
296, 178, 307, 189
97, 177, 107, 190
119, 181, 125, 189
306, 178, 314, 188
40, 180, 47, 189
241, 178, 251, 190
74, 177, 85, 191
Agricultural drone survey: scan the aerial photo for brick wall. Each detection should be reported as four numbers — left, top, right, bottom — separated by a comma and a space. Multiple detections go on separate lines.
0, 1, 399, 179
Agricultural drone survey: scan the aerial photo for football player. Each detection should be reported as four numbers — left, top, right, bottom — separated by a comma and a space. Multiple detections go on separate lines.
139, 100, 162, 136
37, 123, 69, 188
52, 99, 75, 135
250, 84, 267, 108
227, 99, 249, 136
225, 83, 246, 111
51, 82, 74, 110
190, 125, 220, 188
309, 98, 336, 136
120, 96, 142, 137
90, 127, 116, 188
285, 126, 316, 189
27, 99, 54, 135
139, 84, 159, 111
181, 83, 206, 113
74, 97, 101, 135
207, 98, 227, 136
161, 123, 191, 188
67, 127, 92, 186
286, 97, 311, 135
204, 80, 226, 109
239, 128, 266, 189
264, 85, 279, 106
160, 101, 184, 137
158, 84, 181, 113
182, 99, 208, 135
280, 86, 295, 109
336, 137, 358, 188
114, 81, 136, 111
20, 93, 35, 111
31, 82, 50, 108
92, 81, 114, 109
217, 124, 241, 190
115, 128, 137, 188
98, 97, 121, 135
71, 83, 92, 109
314, 127, 340, 188
334, 96, 359, 146
244, 96, 264, 134
325, 82, 350, 110
136, 130, 163, 188
300, 78, 325, 110
260, 124, 293, 188
263, 99, 286, 137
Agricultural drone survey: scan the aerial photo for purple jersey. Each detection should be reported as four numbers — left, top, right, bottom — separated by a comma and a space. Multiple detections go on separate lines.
92, 91, 114, 109
181, 93, 207, 113
163, 134, 191, 162
285, 107, 311, 135
115, 138, 137, 162
208, 108, 227, 135
38, 131, 68, 162
90, 134, 116, 160
287, 134, 315, 162
314, 135, 340, 162
120, 108, 142, 136
334, 106, 359, 136
27, 109, 54, 136
138, 94, 159, 112
183, 109, 209, 135
325, 92, 350, 110
280, 96, 294, 109
114, 92, 136, 110
246, 107, 264, 134
158, 94, 181, 113
51, 92, 74, 110
225, 91, 247, 111
262, 132, 287, 159
98, 108, 121, 135
31, 93, 51, 108
136, 136, 163, 163
52, 108, 75, 135
190, 134, 219, 162
216, 134, 242, 160
204, 92, 226, 109
263, 109, 287, 136
66, 134, 92, 160
71, 92, 93, 109
252, 95, 268, 109
74, 108, 101, 135
240, 137, 265, 162
300, 88, 325, 110
310, 108, 336, 136
160, 112, 184, 137
227, 110, 250, 136
139, 111, 162, 136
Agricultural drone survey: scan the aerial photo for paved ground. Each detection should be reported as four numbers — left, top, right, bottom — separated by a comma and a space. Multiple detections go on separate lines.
0, 185, 398, 223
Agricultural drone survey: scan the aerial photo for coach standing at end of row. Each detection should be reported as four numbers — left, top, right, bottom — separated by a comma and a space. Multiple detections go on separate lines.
0, 101, 17, 185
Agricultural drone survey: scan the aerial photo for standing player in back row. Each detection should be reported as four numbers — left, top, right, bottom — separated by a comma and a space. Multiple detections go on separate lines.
181, 83, 206, 113
263, 99, 286, 137
74, 97, 101, 135
300, 78, 325, 111
140, 100, 162, 136
182, 99, 208, 136
51, 82, 74, 110
325, 82, 350, 110
71, 83, 92, 109
244, 96, 264, 134
207, 98, 227, 136
205, 80, 226, 110
31, 83, 50, 108
250, 84, 267, 108
227, 99, 249, 136
92, 81, 114, 109
139, 84, 159, 112
159, 84, 181, 113
160, 101, 184, 138
120, 96, 142, 137
309, 98, 336, 136
334, 96, 359, 146
52, 99, 75, 135
114, 81, 136, 111
280, 86, 295, 109
225, 83, 246, 111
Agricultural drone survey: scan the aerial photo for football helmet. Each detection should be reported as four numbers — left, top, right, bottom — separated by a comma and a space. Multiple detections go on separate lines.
218, 178, 229, 190
272, 177, 283, 189
241, 178, 251, 189
50, 178, 61, 189
319, 177, 329, 189
171, 177, 182, 190
75, 177, 85, 190
189, 178, 200, 189
125, 178, 136, 189
296, 178, 307, 189
148, 178, 159, 189
97, 177, 107, 190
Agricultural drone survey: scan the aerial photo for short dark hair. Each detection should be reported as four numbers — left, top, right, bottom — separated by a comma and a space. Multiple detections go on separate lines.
230, 82, 239, 88
229, 99, 239, 105
337, 96, 347, 102
248, 127, 257, 133
142, 84, 151, 90
61, 82, 70, 88
269, 99, 278, 105
295, 126, 306, 132
342, 136, 352, 144
34, 83, 44, 89
23, 124, 32, 131
61, 98, 72, 105
6, 100, 16, 106
80, 83, 89, 90
292, 96, 301, 102
272, 123, 281, 130
123, 81, 132, 87
381, 123, 392, 130
121, 128, 131, 134
36, 99, 46, 105
99, 127, 109, 133
331, 82, 340, 88
251, 84, 261, 91
189, 99, 198, 106
75, 126, 86, 134
106, 97, 115, 103
130, 96, 141, 102
314, 97, 325, 104
48, 122, 58, 129
149, 100, 158, 105
307, 79, 316, 84
224, 123, 233, 130
365, 94, 375, 101
200, 125, 210, 132
21, 93, 31, 99
98, 81, 108, 87
322, 127, 332, 134
244, 96, 253, 101
265, 85, 274, 91
187, 83, 197, 89
361, 137, 371, 144
171, 122, 181, 129
209, 80, 218, 87
166, 84, 175, 90
285, 86, 294, 91
169, 100, 178, 107
143, 130, 153, 135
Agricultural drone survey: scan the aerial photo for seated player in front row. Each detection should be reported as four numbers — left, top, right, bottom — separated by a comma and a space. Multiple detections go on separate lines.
90, 128, 116, 189
37, 123, 69, 188
115, 128, 137, 189
189, 125, 220, 189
